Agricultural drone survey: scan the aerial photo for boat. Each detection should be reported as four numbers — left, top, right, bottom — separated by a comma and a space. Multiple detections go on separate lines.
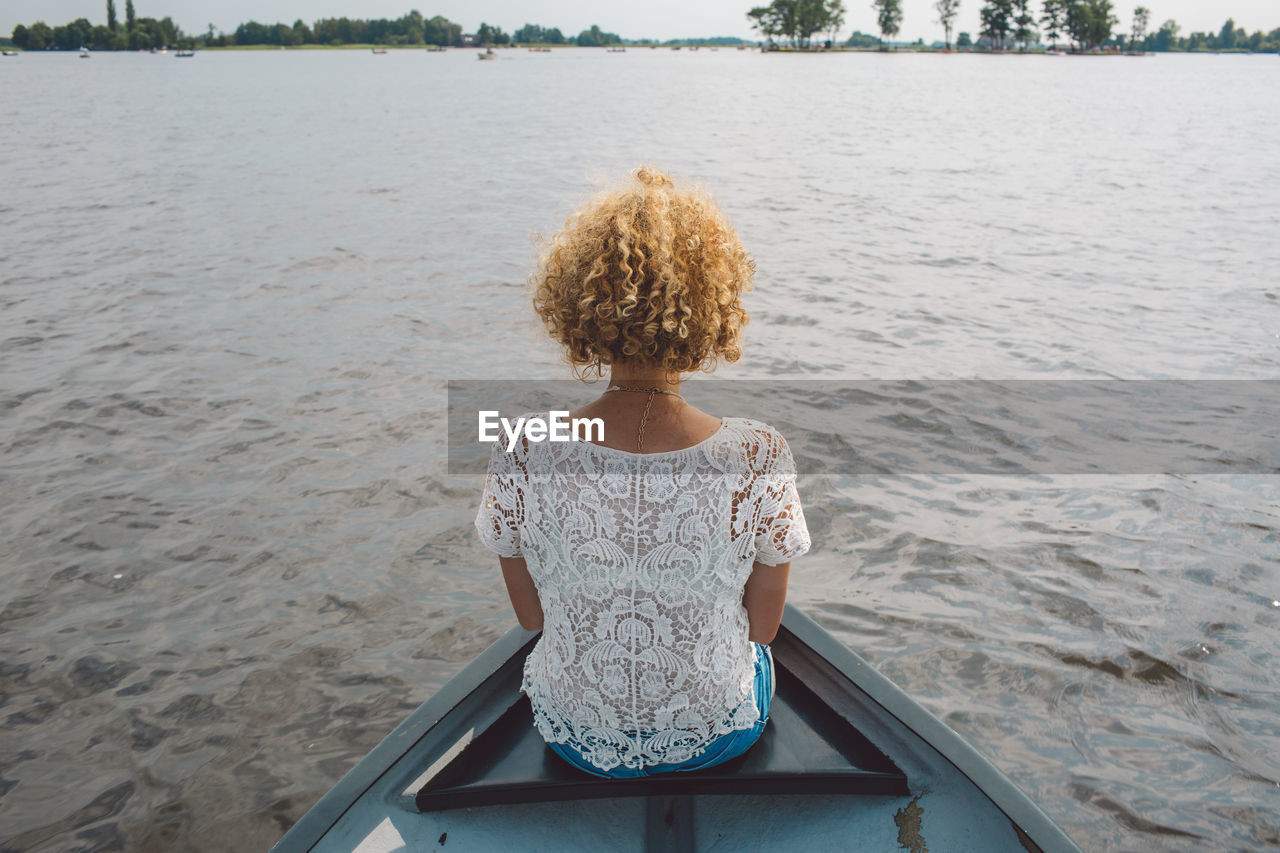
269, 604, 1081, 852
79, 46, 90, 58
175, 50, 195, 57
2, 50, 19, 56
478, 48, 496, 60
426, 46, 447, 52
371, 48, 388, 55
607, 47, 627, 53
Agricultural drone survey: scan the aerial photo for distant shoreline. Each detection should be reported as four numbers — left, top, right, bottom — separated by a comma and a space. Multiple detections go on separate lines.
156, 45, 1280, 55
5, 43, 1275, 55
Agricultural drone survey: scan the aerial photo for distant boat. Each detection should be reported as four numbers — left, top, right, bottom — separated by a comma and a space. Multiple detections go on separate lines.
2, 49, 19, 56
175, 49, 195, 57
607, 47, 626, 53
478, 48, 496, 60
371, 48, 388, 54
79, 46, 91, 58
527, 47, 551, 52
426, 46, 447, 52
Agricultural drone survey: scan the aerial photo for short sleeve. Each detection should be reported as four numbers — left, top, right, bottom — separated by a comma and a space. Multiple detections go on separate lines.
474, 439, 525, 558
753, 432, 811, 567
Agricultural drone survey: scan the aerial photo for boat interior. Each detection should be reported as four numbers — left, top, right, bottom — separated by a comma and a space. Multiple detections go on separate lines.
275, 606, 1075, 852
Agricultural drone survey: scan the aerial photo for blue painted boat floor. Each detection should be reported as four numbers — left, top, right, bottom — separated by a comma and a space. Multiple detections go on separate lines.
334, 792, 1015, 852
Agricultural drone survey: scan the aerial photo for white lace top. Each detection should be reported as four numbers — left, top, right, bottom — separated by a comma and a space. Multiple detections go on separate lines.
474, 413, 811, 771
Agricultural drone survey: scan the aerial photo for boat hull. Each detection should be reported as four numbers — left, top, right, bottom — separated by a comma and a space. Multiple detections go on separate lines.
271, 605, 1079, 852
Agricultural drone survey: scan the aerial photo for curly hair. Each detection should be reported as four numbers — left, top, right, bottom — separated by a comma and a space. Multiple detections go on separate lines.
531, 166, 755, 380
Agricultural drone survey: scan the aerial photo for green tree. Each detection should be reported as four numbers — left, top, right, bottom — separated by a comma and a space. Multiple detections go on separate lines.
53, 18, 94, 49
750, 0, 846, 48
956, 30, 972, 46
28, 21, 52, 48
825, 0, 847, 44
1218, 18, 1236, 49
125, 0, 135, 31
514, 23, 547, 43
979, 0, 1013, 49
1086, 0, 1117, 48
872, 0, 902, 44
575, 24, 620, 46
1150, 18, 1178, 50
794, 0, 832, 46
1129, 6, 1149, 51
748, 1, 795, 46
402, 10, 425, 44
275, 22, 300, 46
1040, 0, 1067, 48
1064, 0, 1117, 50
1012, 0, 1036, 48
423, 15, 461, 46
1065, 1, 1086, 48
935, 0, 959, 49
107, 0, 118, 32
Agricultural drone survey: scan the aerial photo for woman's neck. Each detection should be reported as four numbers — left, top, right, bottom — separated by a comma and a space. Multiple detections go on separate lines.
607, 364, 681, 394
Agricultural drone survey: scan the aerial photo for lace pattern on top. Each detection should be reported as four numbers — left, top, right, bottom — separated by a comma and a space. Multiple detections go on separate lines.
474, 414, 810, 771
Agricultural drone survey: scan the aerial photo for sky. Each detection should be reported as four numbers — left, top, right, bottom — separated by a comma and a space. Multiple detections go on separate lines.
4, 0, 1277, 44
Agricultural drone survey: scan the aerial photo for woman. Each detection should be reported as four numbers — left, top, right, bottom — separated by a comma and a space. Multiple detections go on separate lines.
474, 166, 810, 778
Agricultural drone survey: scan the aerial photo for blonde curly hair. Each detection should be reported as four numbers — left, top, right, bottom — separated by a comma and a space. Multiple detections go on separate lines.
531, 166, 754, 379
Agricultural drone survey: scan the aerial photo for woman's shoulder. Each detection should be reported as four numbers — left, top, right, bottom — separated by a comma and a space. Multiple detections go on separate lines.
714, 417, 797, 473
720, 416, 789, 444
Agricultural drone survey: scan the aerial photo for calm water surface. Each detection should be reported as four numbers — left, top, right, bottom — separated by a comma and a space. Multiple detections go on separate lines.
1, 48, 1278, 851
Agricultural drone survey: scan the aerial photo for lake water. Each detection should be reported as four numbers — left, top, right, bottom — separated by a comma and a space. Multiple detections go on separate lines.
1, 47, 1278, 851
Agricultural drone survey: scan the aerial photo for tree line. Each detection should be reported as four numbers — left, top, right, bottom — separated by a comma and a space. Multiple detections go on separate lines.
747, 1, 848, 48
867, 0, 1279, 53
8, 5, 628, 50
220, 18, 620, 48
11, 1, 183, 50
742, 0, 1278, 53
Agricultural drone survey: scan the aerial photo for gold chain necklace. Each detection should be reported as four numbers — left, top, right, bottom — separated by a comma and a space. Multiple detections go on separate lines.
604, 384, 683, 452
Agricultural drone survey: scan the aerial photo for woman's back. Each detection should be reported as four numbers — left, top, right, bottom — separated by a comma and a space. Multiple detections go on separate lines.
475, 165, 809, 775
476, 412, 809, 771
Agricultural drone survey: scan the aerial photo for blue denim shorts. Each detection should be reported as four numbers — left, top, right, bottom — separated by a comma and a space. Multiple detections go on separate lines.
547, 642, 774, 778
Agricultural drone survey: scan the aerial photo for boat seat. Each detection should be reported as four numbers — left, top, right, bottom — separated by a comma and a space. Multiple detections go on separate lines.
413, 652, 908, 811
